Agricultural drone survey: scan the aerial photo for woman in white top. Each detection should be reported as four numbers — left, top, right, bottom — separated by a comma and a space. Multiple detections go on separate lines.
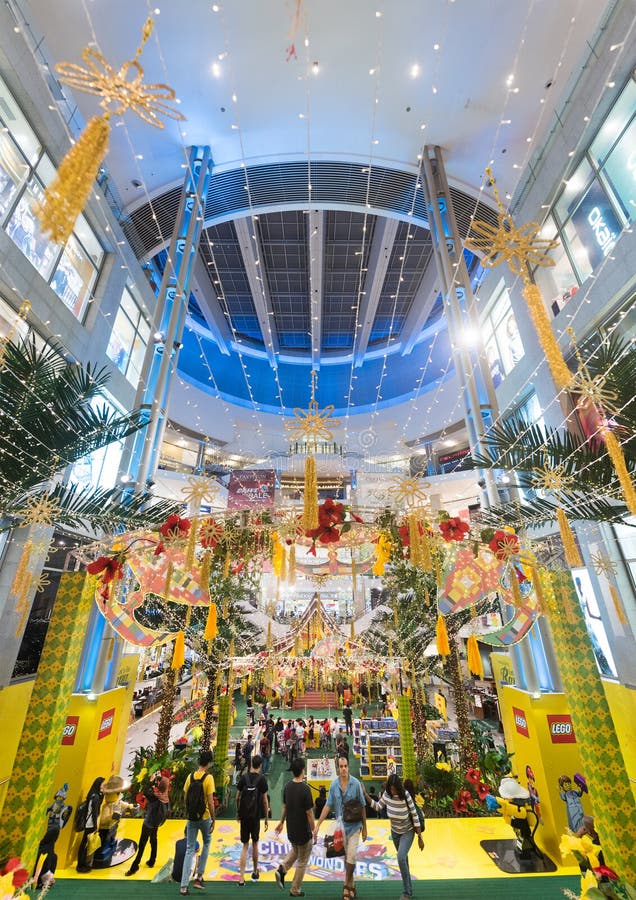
363, 774, 424, 900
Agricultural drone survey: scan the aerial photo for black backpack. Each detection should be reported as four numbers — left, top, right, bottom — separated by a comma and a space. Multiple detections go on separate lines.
185, 774, 210, 821
73, 800, 89, 831
238, 773, 260, 820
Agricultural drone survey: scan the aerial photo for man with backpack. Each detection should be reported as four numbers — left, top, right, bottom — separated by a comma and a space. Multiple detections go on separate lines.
180, 750, 216, 896
236, 754, 269, 886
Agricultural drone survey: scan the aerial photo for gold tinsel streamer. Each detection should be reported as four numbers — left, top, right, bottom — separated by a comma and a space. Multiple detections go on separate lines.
222, 596, 230, 618
10, 540, 32, 596
185, 606, 192, 628
199, 549, 212, 589
407, 514, 421, 567
272, 536, 283, 577
36, 115, 111, 243
556, 507, 583, 568
280, 544, 288, 583
393, 603, 399, 629
434, 551, 442, 587
522, 284, 572, 391
350, 619, 355, 641
511, 568, 523, 607
530, 565, 547, 615
302, 456, 319, 530
436, 614, 450, 657
609, 584, 628, 626
420, 528, 433, 572
351, 557, 357, 596
288, 544, 296, 584
185, 517, 198, 568
171, 630, 185, 669
223, 549, 231, 578
204, 602, 218, 640
266, 621, 272, 650
466, 634, 484, 679
603, 430, 636, 515
163, 560, 174, 600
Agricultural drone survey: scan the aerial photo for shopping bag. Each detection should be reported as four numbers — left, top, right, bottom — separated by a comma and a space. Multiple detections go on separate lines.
324, 819, 345, 858
86, 831, 101, 855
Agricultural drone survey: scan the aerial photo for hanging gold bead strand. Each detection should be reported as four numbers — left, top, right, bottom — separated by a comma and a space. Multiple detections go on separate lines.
36, 17, 185, 244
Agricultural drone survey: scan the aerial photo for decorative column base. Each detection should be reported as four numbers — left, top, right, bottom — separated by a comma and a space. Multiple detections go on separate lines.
1, 572, 95, 868
548, 571, 636, 882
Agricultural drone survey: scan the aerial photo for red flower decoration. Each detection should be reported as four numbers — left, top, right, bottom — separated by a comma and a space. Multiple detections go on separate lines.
439, 517, 470, 542
452, 797, 468, 813
465, 767, 481, 785
87, 554, 124, 584
476, 782, 491, 801
136, 791, 147, 809
2, 857, 29, 888
199, 517, 223, 549
159, 514, 191, 540
305, 498, 344, 546
488, 529, 519, 560
593, 865, 618, 881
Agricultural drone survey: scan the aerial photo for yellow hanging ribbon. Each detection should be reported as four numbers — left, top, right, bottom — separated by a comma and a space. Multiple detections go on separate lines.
436, 614, 450, 657
556, 508, 583, 568
163, 560, 174, 600
199, 548, 212, 589
466, 634, 484, 678
204, 602, 218, 640
603, 430, 636, 515
171, 630, 185, 669
302, 456, 319, 530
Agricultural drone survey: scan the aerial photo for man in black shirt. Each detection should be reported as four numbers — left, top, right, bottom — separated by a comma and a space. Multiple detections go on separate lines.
236, 755, 269, 885
343, 702, 353, 736
274, 757, 314, 897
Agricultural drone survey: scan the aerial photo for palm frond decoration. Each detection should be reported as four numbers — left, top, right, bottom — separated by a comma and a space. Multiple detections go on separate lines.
467, 334, 636, 529
0, 336, 179, 532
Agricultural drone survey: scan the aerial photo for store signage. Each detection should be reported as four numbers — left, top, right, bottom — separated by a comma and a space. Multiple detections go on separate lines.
98, 707, 115, 740
438, 447, 470, 473
61, 715, 79, 745
547, 714, 576, 744
569, 181, 621, 271
512, 706, 529, 737
227, 469, 276, 509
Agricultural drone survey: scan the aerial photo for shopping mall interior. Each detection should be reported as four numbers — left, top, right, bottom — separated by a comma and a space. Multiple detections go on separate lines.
0, 1, 635, 897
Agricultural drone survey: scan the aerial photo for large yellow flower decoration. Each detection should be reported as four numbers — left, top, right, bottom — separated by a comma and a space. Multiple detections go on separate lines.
465, 212, 559, 277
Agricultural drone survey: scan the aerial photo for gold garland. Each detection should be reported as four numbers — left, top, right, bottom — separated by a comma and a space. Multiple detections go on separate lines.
603, 430, 636, 516
556, 508, 583, 568
302, 455, 319, 530
522, 284, 572, 390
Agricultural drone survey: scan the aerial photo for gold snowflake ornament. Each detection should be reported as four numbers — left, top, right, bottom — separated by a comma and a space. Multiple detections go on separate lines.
181, 476, 219, 509
465, 213, 559, 277
285, 398, 341, 444
18, 495, 61, 527
531, 461, 576, 493
55, 19, 185, 128
391, 475, 431, 509
590, 551, 617, 578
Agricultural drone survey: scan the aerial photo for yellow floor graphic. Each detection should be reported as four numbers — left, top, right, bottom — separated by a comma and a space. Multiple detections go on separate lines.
57, 817, 579, 883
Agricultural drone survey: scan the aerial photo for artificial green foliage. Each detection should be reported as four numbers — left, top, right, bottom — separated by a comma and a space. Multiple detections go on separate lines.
212, 694, 232, 802
0, 336, 178, 532
470, 334, 636, 529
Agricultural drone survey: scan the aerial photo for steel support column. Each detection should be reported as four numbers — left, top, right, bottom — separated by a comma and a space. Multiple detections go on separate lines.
128, 145, 213, 488
420, 146, 499, 508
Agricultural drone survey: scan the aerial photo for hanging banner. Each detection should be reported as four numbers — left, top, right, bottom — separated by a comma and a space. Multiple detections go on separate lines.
227, 469, 276, 509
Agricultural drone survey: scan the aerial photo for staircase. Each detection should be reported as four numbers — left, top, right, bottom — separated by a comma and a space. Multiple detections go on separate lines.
293, 690, 337, 710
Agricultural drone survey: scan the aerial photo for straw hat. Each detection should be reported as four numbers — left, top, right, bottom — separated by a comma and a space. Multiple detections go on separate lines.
101, 775, 131, 794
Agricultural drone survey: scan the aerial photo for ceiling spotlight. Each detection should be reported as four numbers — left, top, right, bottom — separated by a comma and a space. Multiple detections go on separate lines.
410, 63, 420, 78
311, 60, 320, 75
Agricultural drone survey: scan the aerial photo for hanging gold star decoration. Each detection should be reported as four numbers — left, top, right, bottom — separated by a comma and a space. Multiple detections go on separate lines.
567, 328, 620, 415
36, 18, 186, 244
531, 460, 576, 493
17, 495, 61, 527
464, 213, 559, 277
391, 475, 431, 509
32, 571, 52, 593
464, 167, 573, 391
181, 476, 219, 509
311, 574, 330, 589
285, 370, 340, 446
590, 551, 617, 579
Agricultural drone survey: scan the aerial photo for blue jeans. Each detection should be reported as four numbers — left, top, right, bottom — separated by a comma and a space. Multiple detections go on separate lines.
391, 829, 414, 897
181, 818, 212, 888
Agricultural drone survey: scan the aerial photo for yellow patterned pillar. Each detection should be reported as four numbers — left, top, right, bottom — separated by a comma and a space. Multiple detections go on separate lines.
548, 571, 636, 882
1, 572, 95, 867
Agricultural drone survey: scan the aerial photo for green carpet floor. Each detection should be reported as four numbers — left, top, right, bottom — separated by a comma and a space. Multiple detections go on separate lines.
46, 875, 581, 898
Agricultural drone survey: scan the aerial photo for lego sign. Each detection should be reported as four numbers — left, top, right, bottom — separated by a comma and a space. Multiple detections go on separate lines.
512, 706, 529, 738
98, 708, 115, 740
547, 714, 576, 744
61, 715, 79, 745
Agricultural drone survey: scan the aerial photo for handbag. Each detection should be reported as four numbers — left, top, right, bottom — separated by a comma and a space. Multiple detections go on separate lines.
339, 784, 364, 823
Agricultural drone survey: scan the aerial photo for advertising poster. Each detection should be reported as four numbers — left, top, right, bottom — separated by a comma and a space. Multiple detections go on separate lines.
227, 469, 276, 509
51, 233, 96, 320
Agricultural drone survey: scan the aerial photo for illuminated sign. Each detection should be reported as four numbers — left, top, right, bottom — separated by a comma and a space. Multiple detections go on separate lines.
547, 714, 576, 744
62, 715, 79, 746
512, 706, 529, 738
98, 708, 115, 740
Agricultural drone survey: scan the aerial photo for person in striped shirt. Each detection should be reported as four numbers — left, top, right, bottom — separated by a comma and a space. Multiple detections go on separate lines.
363, 775, 424, 900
